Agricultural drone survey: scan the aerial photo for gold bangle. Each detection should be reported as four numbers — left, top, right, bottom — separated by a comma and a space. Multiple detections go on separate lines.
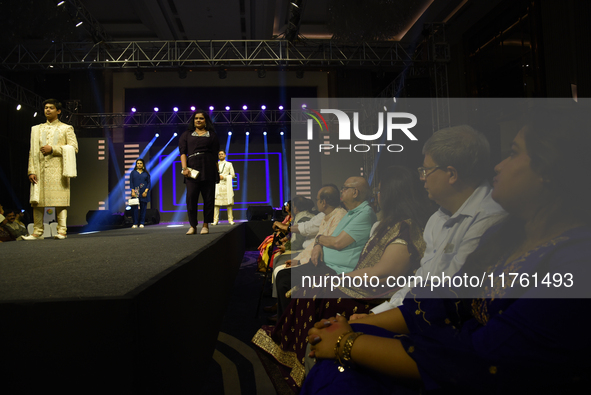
334, 330, 353, 372
342, 332, 364, 364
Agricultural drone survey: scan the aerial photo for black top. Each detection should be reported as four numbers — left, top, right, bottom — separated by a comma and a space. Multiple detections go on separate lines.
178, 130, 220, 182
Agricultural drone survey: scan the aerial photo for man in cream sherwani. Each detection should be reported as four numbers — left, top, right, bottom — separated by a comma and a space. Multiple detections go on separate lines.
213, 150, 235, 225
24, 99, 78, 240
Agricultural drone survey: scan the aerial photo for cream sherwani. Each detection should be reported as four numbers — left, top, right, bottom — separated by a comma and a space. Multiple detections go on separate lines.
28, 119, 78, 235
214, 160, 235, 223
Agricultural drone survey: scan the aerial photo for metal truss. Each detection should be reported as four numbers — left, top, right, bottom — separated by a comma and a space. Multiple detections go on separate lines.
0, 75, 45, 110
1, 39, 413, 70
72, 109, 314, 129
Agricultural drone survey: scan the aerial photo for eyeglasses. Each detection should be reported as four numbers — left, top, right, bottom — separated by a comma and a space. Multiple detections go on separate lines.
417, 166, 444, 180
341, 186, 357, 193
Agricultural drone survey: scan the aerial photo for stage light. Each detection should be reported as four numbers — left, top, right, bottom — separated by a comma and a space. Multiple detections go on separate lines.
225, 106, 230, 111
16, 104, 21, 110
76, 21, 83, 28
280, 131, 284, 135
57, 1, 65, 5
228, 131, 232, 135
209, 106, 214, 111
154, 107, 159, 112
33, 112, 37, 117
131, 107, 137, 112
173, 107, 179, 112
301, 104, 307, 109
246, 131, 250, 136
263, 131, 267, 135
190, 106, 196, 111
261, 105, 266, 110
242, 105, 248, 110
174, 132, 178, 137
279, 105, 284, 110
155, 133, 160, 137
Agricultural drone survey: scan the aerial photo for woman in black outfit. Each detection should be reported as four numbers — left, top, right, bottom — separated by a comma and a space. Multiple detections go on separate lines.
179, 111, 220, 235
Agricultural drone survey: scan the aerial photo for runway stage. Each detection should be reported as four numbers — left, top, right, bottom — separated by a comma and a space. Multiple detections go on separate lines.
0, 223, 249, 394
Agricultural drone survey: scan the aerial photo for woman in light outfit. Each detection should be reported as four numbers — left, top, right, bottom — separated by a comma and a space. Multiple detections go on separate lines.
213, 150, 235, 225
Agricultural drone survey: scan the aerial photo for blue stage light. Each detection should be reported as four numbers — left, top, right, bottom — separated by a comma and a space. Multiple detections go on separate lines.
154, 107, 159, 112
155, 133, 159, 137
173, 107, 179, 112
228, 131, 232, 135
261, 105, 266, 110
131, 107, 137, 112
242, 105, 248, 110
225, 106, 230, 111
191, 106, 196, 111
209, 106, 214, 111
279, 105, 284, 110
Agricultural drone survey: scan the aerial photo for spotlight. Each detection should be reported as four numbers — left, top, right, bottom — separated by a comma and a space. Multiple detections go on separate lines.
279, 105, 284, 110
174, 132, 178, 137
131, 107, 137, 112
228, 131, 232, 135
76, 21, 83, 28
173, 107, 179, 112
296, 70, 304, 79
155, 133, 160, 137
190, 106, 196, 111
261, 105, 266, 110
263, 131, 267, 135
280, 130, 284, 135
257, 68, 266, 78
16, 104, 21, 110
134, 68, 144, 81
301, 104, 307, 109
33, 112, 38, 117
219, 69, 227, 79
154, 107, 159, 112
242, 105, 248, 110
178, 68, 187, 79
57, 1, 65, 5
246, 131, 250, 136
225, 106, 230, 111
209, 106, 214, 111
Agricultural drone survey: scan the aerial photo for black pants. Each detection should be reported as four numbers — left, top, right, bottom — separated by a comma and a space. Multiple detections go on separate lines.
275, 261, 337, 319
186, 179, 216, 227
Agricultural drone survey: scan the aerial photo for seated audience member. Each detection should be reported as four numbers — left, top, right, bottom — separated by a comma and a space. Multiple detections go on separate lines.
290, 209, 325, 250
3, 208, 29, 240
265, 185, 346, 320
0, 203, 14, 242
257, 201, 292, 272
303, 108, 591, 394
252, 166, 435, 390
275, 176, 377, 318
351, 125, 506, 320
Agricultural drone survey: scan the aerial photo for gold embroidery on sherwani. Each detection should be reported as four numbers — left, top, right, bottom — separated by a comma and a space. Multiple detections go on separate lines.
28, 120, 78, 207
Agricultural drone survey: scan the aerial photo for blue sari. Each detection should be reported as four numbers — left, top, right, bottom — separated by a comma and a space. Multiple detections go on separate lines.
302, 226, 591, 394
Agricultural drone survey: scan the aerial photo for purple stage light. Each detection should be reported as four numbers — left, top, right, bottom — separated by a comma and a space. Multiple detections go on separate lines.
301, 104, 307, 109
225, 106, 230, 111
278, 105, 284, 110
154, 107, 159, 112
209, 106, 214, 111
131, 107, 137, 112
173, 107, 179, 112
190, 106, 196, 111
261, 105, 266, 110
242, 105, 248, 110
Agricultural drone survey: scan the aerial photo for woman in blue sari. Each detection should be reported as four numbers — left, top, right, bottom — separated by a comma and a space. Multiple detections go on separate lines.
303, 106, 591, 394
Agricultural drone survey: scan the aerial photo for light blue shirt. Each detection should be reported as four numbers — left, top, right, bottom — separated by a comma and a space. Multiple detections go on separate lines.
371, 182, 506, 313
323, 200, 377, 274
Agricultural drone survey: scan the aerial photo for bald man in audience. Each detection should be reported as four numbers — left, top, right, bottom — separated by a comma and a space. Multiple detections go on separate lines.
275, 176, 377, 318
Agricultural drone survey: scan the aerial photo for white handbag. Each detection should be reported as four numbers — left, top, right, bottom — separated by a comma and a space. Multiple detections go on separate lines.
128, 197, 140, 206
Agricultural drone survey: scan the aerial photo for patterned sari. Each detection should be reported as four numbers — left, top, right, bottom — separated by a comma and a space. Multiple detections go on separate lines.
257, 214, 291, 272
252, 219, 426, 390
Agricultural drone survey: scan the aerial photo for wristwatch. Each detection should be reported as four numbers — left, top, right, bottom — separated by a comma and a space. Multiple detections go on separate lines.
314, 234, 322, 246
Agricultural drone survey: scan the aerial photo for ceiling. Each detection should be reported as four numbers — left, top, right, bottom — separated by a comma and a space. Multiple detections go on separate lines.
1, 0, 468, 45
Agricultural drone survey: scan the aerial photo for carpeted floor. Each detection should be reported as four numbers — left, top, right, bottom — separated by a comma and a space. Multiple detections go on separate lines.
200, 251, 296, 395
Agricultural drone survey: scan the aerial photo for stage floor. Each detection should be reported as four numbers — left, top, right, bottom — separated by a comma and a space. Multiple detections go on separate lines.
0, 223, 239, 302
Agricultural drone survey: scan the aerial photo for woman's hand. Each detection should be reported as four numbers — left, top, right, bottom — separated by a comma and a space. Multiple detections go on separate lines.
142, 191, 147, 198
308, 315, 352, 359
131, 190, 137, 198
182, 168, 191, 177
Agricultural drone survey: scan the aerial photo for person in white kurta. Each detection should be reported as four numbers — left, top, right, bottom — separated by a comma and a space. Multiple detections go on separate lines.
213, 150, 235, 225
24, 99, 78, 240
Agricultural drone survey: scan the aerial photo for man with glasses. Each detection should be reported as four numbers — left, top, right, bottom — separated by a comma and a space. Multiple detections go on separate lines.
275, 176, 377, 318
352, 125, 506, 319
